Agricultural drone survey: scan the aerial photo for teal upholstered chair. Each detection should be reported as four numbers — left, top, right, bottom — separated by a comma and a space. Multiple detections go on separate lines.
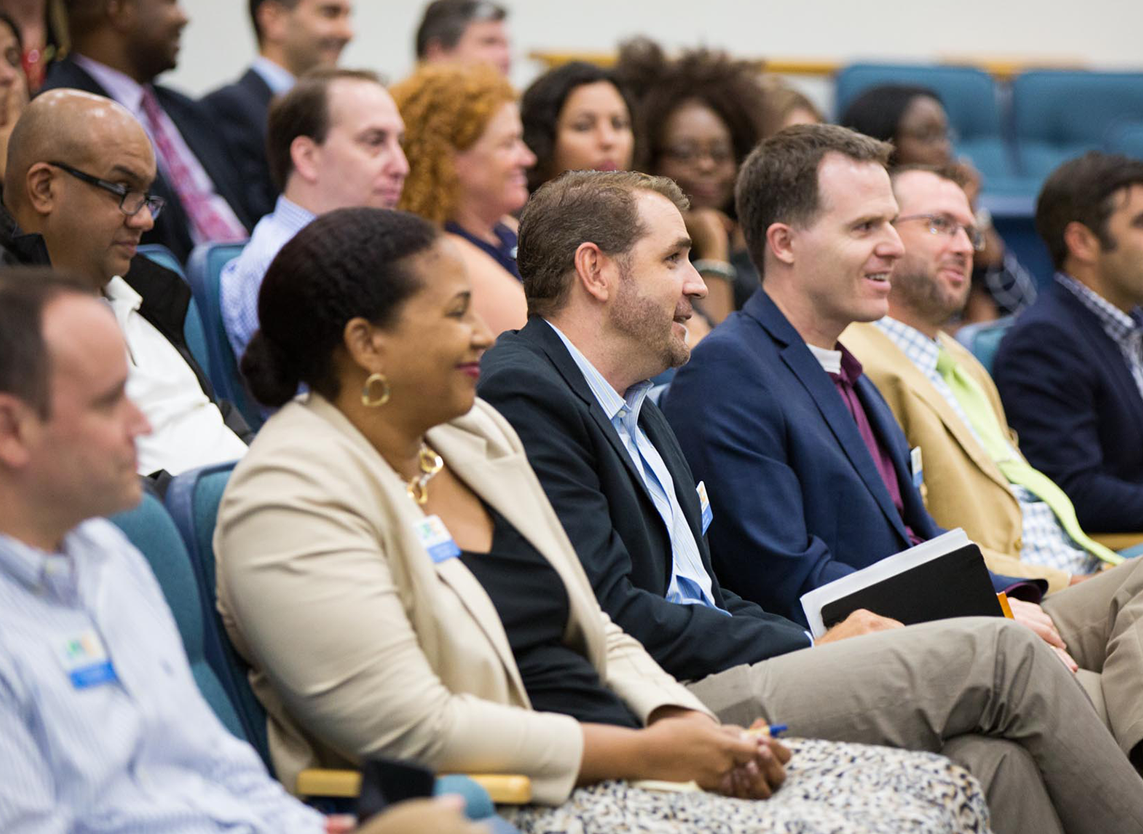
955, 315, 1016, 375
137, 243, 211, 380
184, 242, 261, 429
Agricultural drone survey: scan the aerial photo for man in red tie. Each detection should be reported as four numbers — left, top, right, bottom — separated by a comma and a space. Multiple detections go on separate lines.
42, 0, 254, 262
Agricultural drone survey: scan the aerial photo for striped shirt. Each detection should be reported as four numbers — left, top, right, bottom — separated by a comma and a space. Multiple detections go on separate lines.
1056, 272, 1143, 402
221, 195, 317, 360
875, 317, 1097, 575
0, 519, 324, 833
546, 320, 728, 613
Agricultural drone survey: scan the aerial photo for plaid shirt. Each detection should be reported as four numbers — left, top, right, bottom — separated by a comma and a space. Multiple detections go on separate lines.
875, 317, 1098, 575
1056, 272, 1143, 403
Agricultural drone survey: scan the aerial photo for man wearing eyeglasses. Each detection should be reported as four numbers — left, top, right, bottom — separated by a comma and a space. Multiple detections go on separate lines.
841, 163, 1143, 772
0, 89, 251, 486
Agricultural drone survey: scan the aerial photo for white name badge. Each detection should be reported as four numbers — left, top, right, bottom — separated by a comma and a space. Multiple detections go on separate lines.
696, 481, 713, 534
56, 629, 119, 689
910, 446, 924, 489
415, 515, 461, 563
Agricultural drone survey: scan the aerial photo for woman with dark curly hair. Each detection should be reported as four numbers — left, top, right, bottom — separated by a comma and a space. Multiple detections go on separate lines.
615, 40, 770, 321
840, 84, 1039, 323
520, 60, 635, 193
391, 63, 531, 336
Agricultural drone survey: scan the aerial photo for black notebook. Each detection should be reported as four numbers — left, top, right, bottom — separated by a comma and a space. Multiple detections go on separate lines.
800, 529, 1005, 638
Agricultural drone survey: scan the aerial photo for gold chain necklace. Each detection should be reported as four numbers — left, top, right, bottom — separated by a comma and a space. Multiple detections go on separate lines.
406, 443, 444, 505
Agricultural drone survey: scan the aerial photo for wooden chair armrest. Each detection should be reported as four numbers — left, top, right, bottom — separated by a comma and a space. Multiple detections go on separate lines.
1092, 532, 1143, 552
295, 768, 532, 804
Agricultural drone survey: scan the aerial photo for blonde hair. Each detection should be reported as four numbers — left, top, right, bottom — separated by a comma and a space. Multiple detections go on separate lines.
391, 63, 517, 224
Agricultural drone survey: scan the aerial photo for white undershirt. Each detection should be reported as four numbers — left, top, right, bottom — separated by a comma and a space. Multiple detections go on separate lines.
807, 343, 843, 375
104, 277, 248, 476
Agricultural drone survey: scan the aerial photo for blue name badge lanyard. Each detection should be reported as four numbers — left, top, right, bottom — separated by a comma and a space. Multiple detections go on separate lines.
696, 481, 713, 535
414, 515, 461, 564
55, 628, 120, 689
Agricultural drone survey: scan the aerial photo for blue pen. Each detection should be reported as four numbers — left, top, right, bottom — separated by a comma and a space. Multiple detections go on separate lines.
768, 723, 787, 738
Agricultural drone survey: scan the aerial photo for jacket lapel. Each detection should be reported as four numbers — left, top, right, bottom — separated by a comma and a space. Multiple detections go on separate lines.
748, 292, 911, 541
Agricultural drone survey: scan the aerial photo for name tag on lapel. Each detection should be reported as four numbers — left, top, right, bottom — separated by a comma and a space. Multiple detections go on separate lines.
696, 481, 713, 534
415, 515, 461, 563
910, 446, 924, 489
56, 629, 119, 689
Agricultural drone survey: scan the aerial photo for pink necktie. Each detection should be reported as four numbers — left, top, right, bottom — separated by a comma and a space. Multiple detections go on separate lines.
139, 86, 246, 244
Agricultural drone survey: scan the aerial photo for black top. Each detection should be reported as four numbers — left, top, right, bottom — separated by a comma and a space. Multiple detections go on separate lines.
445, 221, 521, 281
459, 505, 640, 729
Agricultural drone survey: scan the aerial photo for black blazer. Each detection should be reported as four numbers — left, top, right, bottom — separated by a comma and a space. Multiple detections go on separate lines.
41, 57, 255, 262
203, 68, 278, 222
994, 279, 1143, 532
478, 317, 812, 683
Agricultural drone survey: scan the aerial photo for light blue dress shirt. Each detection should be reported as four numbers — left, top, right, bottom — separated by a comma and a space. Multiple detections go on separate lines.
220, 195, 316, 360
0, 520, 324, 833
250, 57, 296, 96
1056, 272, 1143, 402
545, 321, 728, 613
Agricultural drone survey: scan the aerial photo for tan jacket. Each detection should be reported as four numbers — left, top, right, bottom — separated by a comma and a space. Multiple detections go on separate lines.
842, 322, 1070, 593
214, 395, 710, 804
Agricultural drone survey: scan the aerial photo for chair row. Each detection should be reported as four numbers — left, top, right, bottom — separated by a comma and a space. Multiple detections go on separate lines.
836, 64, 1143, 197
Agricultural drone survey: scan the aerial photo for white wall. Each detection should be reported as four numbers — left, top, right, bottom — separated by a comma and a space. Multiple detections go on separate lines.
171, 0, 1143, 109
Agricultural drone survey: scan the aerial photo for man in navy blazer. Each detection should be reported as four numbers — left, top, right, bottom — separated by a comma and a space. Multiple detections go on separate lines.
994, 152, 1143, 534
204, 0, 354, 223
663, 126, 1030, 621
477, 170, 1143, 830
42, 0, 254, 262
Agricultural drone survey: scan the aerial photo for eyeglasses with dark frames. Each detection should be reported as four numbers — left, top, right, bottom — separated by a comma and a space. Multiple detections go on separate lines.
894, 213, 984, 251
48, 161, 165, 220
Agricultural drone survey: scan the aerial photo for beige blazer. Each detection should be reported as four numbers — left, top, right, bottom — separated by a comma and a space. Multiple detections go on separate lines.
842, 322, 1070, 593
214, 395, 710, 805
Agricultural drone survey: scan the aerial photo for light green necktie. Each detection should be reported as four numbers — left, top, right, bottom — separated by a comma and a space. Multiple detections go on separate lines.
935, 346, 1122, 566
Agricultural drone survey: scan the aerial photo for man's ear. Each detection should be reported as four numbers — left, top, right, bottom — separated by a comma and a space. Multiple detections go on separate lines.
256, 0, 288, 45
1062, 220, 1101, 266
572, 241, 615, 303
289, 135, 321, 185
25, 163, 57, 218
106, 0, 136, 33
0, 394, 36, 470
422, 40, 450, 63
765, 222, 796, 267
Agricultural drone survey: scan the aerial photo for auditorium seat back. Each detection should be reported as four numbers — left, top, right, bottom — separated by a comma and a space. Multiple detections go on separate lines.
138, 244, 211, 380
954, 315, 1016, 375
108, 492, 247, 741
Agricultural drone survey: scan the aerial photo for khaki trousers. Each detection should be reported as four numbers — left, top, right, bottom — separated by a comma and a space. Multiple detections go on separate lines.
687, 617, 1143, 834
1043, 552, 1143, 757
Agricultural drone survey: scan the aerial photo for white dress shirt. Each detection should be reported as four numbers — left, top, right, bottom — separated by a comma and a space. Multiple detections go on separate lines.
104, 276, 247, 476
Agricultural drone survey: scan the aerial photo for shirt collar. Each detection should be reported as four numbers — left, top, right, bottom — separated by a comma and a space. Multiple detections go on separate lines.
0, 528, 81, 599
875, 316, 941, 376
273, 194, 317, 231
250, 56, 296, 96
1056, 272, 1143, 343
72, 54, 145, 113
544, 319, 651, 425
104, 275, 143, 313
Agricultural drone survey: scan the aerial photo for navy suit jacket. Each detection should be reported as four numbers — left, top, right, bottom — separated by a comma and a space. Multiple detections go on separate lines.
42, 57, 254, 262
203, 68, 278, 223
478, 317, 813, 682
664, 290, 951, 623
994, 279, 1143, 532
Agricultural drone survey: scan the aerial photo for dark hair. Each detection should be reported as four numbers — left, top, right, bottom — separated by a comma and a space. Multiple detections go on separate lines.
736, 124, 894, 277
414, 0, 506, 59
0, 269, 88, 418
838, 84, 943, 164
613, 38, 768, 207
0, 10, 24, 53
1035, 151, 1143, 270
248, 0, 299, 45
266, 67, 383, 191
520, 61, 633, 192
243, 208, 439, 407
518, 170, 688, 318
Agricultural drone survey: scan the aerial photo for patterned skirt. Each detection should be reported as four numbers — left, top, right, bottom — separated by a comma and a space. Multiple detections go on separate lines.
501, 738, 991, 833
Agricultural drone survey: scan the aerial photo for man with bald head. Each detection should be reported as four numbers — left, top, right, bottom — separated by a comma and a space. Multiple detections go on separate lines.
1, 89, 251, 485
42, 0, 253, 261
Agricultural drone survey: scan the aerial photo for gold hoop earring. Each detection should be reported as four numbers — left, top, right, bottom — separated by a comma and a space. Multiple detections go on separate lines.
361, 372, 391, 407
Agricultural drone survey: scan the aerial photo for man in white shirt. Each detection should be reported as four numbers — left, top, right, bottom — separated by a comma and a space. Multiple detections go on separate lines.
2, 89, 250, 481
205, 0, 355, 220
221, 68, 408, 361
0, 271, 486, 834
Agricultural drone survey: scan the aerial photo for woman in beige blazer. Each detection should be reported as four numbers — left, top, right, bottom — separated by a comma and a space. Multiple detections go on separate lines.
214, 207, 992, 833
